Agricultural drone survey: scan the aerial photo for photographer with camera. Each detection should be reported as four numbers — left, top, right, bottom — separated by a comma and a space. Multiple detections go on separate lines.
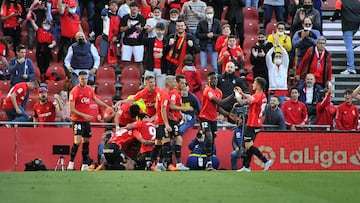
186, 129, 220, 170
292, 17, 320, 66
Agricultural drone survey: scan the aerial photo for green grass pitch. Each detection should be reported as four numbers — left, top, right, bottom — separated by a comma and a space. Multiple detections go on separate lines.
0, 171, 359, 203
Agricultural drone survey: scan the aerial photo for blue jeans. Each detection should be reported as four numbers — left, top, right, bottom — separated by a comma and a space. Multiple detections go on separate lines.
79, 0, 95, 32
5, 106, 31, 122
200, 44, 218, 73
51, 23, 61, 43
246, 0, 259, 8
343, 30, 358, 71
231, 150, 242, 170
72, 72, 95, 86
179, 115, 196, 135
264, 4, 284, 28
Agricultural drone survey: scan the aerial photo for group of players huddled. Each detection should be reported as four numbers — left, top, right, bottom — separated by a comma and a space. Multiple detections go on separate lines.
67, 70, 272, 172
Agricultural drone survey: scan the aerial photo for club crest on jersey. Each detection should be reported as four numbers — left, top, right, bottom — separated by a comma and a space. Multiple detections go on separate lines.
81, 97, 91, 103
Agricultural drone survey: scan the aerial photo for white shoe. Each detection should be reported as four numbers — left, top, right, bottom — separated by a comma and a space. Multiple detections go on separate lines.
176, 163, 190, 171
81, 164, 89, 171
264, 160, 273, 171
340, 69, 357, 74
236, 167, 251, 172
67, 161, 74, 170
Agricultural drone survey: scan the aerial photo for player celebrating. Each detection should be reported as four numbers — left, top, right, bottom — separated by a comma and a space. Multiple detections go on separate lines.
67, 71, 114, 171
234, 77, 272, 172
154, 75, 193, 171
199, 72, 236, 171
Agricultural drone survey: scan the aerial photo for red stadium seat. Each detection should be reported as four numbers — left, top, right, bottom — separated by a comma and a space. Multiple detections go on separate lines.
243, 7, 259, 21
200, 68, 214, 83
266, 20, 277, 35
34, 66, 41, 81
243, 36, 257, 52
47, 80, 66, 95
81, 18, 90, 37
95, 35, 102, 52
221, 6, 229, 25
46, 65, 67, 80
0, 81, 10, 96
97, 82, 116, 96
95, 66, 116, 83
0, 110, 7, 121
121, 82, 140, 99
26, 96, 38, 116
120, 65, 141, 83
243, 21, 259, 36
26, 50, 37, 64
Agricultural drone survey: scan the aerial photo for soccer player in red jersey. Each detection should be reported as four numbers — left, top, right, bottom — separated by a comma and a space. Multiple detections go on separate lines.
114, 103, 141, 128
154, 75, 192, 171
67, 71, 114, 171
124, 113, 156, 170
115, 75, 159, 121
198, 72, 236, 170
168, 74, 193, 170
2, 79, 39, 124
33, 87, 60, 127
234, 77, 272, 172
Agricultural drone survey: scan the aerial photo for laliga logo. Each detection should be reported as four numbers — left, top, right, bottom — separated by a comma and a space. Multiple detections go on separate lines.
254, 146, 276, 168
350, 147, 360, 166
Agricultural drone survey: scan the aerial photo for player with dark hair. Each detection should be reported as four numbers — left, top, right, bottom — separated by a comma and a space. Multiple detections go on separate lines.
67, 71, 114, 171
198, 72, 236, 171
234, 77, 272, 172
114, 103, 141, 129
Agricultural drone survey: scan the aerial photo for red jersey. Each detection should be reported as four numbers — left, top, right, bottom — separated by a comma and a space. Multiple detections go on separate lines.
218, 45, 244, 74
281, 100, 308, 126
316, 92, 336, 130
335, 102, 359, 130
1, 4, 22, 28
133, 120, 156, 153
133, 87, 159, 117
2, 82, 28, 110
33, 100, 56, 126
37, 28, 55, 44
154, 88, 171, 125
69, 85, 96, 122
246, 92, 267, 127
108, 128, 139, 159
169, 89, 182, 122
117, 102, 136, 126
175, 66, 202, 94
88, 95, 103, 123
199, 86, 223, 121
153, 38, 163, 69
60, 10, 80, 38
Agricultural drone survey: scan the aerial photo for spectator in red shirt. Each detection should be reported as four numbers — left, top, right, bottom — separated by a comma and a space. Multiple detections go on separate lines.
316, 87, 336, 130
198, 72, 235, 170
29, 18, 56, 80
297, 36, 332, 88
2, 80, 39, 124
234, 77, 272, 172
57, 0, 82, 62
67, 71, 113, 171
336, 89, 359, 131
33, 87, 59, 127
281, 86, 308, 130
175, 54, 202, 98
0, 0, 23, 52
218, 35, 245, 75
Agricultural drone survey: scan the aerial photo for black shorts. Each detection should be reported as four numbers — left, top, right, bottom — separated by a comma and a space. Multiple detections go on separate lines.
244, 126, 260, 142
103, 143, 126, 170
169, 120, 181, 137
155, 124, 168, 140
72, 121, 91, 138
199, 118, 218, 138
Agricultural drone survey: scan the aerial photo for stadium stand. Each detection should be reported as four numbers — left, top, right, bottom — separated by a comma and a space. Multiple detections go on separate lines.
95, 66, 116, 83
120, 82, 140, 99
120, 65, 141, 83
47, 80, 66, 95
46, 65, 67, 80
0, 80, 10, 96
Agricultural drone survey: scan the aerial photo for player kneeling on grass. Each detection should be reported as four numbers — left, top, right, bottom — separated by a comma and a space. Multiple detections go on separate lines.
186, 130, 220, 170
234, 77, 272, 172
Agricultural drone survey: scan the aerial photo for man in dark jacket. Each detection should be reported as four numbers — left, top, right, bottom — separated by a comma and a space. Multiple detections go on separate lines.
217, 61, 248, 122
225, 0, 245, 47
196, 6, 222, 73
331, 0, 360, 74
